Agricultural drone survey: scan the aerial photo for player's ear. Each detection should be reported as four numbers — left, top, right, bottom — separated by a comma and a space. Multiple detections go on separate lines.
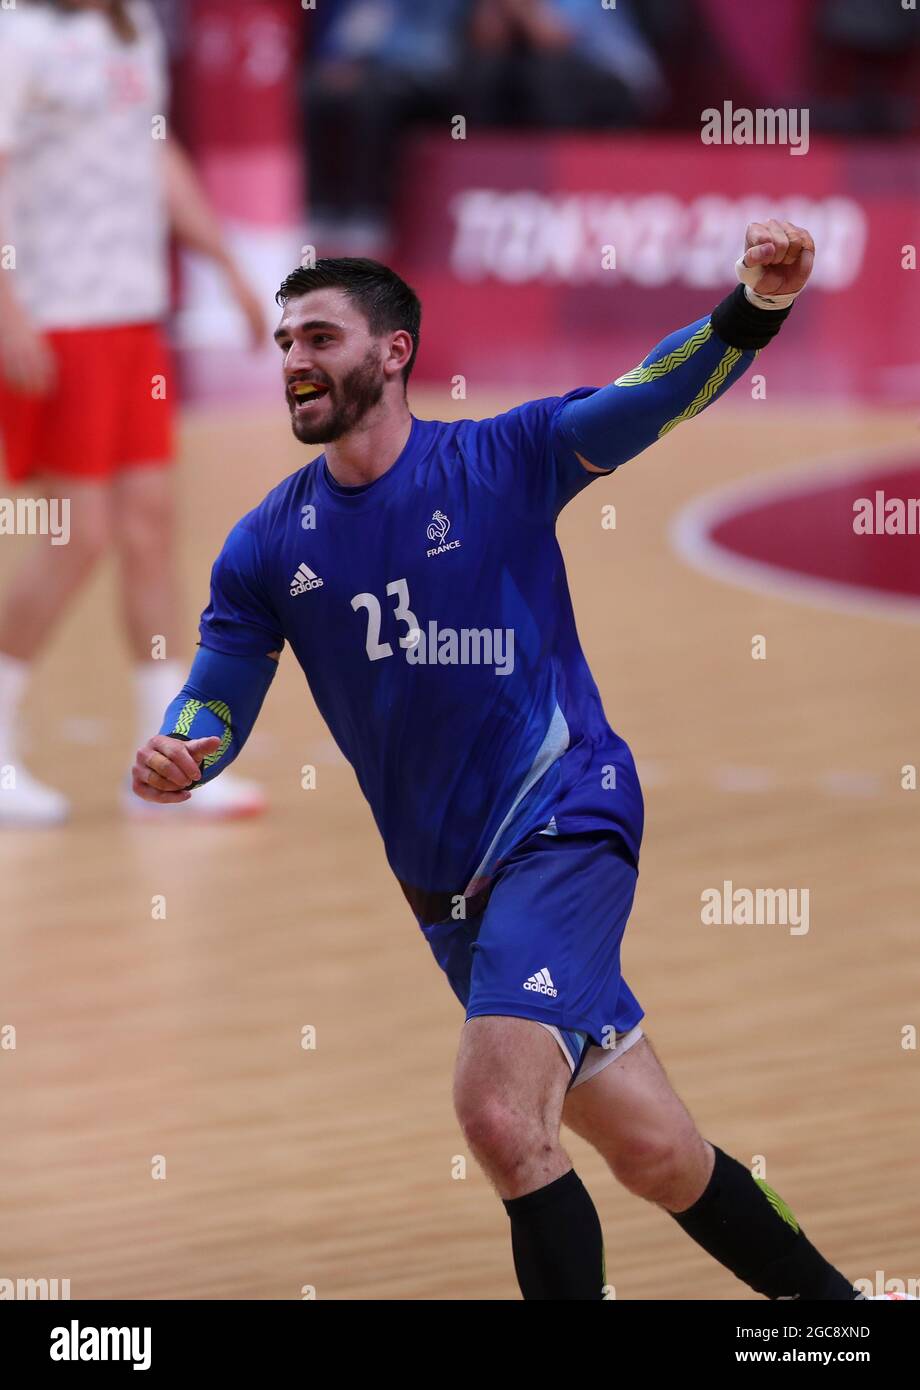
385, 329, 413, 379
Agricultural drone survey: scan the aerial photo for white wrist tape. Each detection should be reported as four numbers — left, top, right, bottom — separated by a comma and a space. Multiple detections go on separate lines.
735, 255, 800, 311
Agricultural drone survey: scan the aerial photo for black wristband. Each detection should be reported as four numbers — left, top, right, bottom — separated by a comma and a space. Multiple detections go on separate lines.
710, 282, 793, 351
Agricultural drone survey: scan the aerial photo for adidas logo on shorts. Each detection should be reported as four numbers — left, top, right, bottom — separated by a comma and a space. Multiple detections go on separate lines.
523, 967, 558, 998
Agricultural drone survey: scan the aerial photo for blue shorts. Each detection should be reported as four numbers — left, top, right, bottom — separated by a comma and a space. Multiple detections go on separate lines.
419, 829, 644, 1084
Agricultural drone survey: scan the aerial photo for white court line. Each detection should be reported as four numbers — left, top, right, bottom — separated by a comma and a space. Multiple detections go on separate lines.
639, 762, 893, 799
669, 442, 920, 625
712, 765, 778, 793
57, 717, 109, 745
817, 770, 884, 798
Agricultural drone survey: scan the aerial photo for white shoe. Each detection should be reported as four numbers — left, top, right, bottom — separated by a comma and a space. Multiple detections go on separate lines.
0, 762, 70, 827
864, 1292, 918, 1300
122, 771, 267, 822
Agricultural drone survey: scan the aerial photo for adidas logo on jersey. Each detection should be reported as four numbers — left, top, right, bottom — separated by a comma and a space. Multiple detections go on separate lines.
290, 562, 324, 596
523, 967, 558, 998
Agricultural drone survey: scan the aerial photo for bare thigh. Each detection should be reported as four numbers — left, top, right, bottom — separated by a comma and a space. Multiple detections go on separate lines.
563, 1035, 713, 1210
453, 1015, 574, 1198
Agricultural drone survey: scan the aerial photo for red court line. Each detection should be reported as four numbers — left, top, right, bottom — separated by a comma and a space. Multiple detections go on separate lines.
670, 449, 920, 621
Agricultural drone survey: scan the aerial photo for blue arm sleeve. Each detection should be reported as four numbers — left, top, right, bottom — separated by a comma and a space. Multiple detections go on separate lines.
553, 314, 757, 476
158, 644, 279, 785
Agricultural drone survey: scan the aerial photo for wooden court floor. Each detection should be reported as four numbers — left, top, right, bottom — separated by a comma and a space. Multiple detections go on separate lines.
0, 390, 917, 1300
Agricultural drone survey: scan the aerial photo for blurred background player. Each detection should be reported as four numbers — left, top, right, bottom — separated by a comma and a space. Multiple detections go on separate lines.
0, 0, 267, 826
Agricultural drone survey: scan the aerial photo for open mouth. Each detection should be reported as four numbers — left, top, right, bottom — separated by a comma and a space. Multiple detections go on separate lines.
289, 381, 330, 410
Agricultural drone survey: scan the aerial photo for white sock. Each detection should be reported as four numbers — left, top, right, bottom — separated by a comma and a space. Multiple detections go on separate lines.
133, 659, 187, 747
0, 652, 31, 763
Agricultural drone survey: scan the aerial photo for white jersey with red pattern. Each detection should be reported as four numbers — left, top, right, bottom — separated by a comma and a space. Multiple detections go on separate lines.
0, 0, 169, 329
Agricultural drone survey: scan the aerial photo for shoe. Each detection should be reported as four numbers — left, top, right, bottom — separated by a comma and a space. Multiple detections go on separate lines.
0, 762, 70, 827
864, 1293, 918, 1300
122, 772, 267, 822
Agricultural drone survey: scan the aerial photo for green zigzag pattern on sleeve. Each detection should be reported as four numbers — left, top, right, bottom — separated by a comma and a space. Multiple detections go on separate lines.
169, 698, 233, 768
613, 321, 714, 387
657, 345, 743, 437
753, 1176, 801, 1233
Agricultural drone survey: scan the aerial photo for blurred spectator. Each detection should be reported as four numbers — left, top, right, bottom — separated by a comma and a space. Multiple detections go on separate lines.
466, 0, 668, 129
811, 0, 920, 135
301, 0, 470, 256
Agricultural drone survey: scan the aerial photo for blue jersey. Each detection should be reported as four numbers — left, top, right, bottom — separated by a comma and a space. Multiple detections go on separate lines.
201, 391, 643, 910
181, 298, 775, 922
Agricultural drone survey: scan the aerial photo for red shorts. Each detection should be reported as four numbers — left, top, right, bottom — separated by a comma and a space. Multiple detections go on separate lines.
0, 322, 175, 483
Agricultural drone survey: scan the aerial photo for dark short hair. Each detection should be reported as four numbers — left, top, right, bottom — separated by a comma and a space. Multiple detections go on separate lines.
276, 257, 422, 385
31, 0, 137, 41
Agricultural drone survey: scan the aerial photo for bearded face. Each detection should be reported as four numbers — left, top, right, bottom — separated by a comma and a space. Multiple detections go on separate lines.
286, 345, 386, 446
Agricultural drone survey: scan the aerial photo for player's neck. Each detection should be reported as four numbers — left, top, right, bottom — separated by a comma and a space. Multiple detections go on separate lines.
323, 405, 413, 488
